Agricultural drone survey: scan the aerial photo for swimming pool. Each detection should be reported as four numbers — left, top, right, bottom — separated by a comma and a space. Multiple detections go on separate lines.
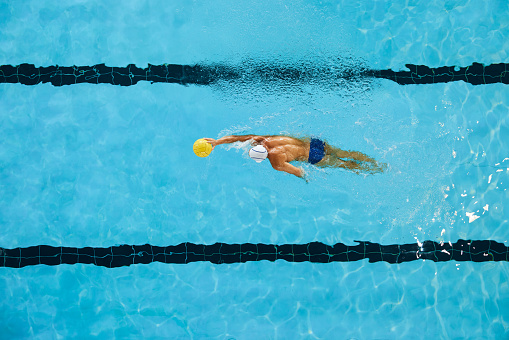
1, 0, 508, 338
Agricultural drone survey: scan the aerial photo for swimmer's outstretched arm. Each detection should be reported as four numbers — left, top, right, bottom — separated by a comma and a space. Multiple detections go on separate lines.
203, 135, 264, 150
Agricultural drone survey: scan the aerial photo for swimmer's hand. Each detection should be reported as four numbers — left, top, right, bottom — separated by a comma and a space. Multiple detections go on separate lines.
202, 138, 217, 150
299, 167, 310, 183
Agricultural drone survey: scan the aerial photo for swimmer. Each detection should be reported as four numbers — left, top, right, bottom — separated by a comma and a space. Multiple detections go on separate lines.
203, 135, 385, 179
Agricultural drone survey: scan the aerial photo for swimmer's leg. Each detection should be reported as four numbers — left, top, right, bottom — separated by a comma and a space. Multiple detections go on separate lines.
320, 145, 386, 174
318, 155, 373, 174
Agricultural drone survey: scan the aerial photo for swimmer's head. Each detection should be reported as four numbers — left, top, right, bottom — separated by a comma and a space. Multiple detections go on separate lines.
249, 145, 268, 163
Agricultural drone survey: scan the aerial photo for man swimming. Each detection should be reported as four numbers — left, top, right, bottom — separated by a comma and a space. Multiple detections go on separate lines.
203, 135, 385, 178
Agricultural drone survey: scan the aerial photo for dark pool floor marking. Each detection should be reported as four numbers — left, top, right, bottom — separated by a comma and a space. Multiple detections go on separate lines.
0, 63, 507, 87
1, 240, 507, 268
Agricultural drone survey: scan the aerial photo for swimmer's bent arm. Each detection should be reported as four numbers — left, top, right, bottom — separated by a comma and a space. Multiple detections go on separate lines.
268, 154, 305, 178
273, 162, 305, 178
203, 135, 264, 149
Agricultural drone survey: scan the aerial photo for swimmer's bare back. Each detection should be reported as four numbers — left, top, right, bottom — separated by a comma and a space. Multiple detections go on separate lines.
203, 135, 385, 178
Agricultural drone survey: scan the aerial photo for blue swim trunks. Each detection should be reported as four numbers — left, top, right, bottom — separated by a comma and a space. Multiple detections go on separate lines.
308, 138, 325, 164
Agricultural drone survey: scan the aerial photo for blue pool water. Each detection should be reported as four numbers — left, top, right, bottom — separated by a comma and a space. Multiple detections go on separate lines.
1, 0, 509, 338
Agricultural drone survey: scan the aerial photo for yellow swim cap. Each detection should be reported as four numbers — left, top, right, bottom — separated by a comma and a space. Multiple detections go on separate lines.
193, 139, 212, 157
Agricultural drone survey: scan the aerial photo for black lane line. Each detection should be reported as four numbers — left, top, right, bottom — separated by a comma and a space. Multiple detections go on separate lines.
0, 240, 506, 268
0, 62, 507, 87
371, 63, 509, 85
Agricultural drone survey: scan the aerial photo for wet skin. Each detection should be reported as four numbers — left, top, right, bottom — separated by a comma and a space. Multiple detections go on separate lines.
203, 135, 385, 178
